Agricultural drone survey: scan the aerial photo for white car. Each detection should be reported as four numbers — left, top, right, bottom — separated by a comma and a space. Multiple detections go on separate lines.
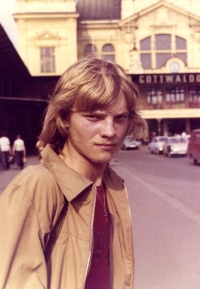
163, 136, 188, 157
121, 136, 141, 150
148, 136, 168, 154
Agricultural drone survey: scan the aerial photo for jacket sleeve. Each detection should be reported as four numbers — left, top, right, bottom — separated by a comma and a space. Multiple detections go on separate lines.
0, 183, 48, 289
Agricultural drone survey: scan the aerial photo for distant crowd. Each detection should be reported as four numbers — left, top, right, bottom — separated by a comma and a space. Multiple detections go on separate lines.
0, 132, 26, 170
0, 132, 47, 171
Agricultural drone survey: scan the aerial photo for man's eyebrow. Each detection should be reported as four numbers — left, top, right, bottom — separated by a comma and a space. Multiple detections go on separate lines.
82, 110, 129, 115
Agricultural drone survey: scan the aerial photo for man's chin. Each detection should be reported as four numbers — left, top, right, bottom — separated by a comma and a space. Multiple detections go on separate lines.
89, 155, 113, 165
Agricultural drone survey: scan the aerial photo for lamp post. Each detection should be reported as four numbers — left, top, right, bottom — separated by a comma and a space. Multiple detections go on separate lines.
129, 40, 144, 74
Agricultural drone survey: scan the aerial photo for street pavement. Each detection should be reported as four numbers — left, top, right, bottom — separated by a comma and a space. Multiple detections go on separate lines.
1, 147, 200, 289
111, 147, 200, 289
0, 155, 40, 194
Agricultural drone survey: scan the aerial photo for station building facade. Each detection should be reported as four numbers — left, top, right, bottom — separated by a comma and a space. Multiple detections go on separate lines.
133, 72, 200, 137
1, 0, 200, 145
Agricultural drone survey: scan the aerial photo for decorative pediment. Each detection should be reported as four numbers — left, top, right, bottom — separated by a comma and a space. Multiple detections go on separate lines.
119, 1, 200, 29
35, 31, 60, 40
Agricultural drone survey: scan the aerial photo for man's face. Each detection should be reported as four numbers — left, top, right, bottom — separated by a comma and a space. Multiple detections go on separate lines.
65, 93, 129, 165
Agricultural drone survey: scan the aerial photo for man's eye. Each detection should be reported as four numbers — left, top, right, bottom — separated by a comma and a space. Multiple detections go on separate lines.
116, 115, 128, 121
85, 114, 99, 120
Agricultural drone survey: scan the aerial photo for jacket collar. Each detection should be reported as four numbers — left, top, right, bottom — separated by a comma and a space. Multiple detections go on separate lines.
41, 144, 93, 202
41, 144, 124, 201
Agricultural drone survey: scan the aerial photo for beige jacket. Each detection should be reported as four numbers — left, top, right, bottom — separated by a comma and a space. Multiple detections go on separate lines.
0, 145, 134, 289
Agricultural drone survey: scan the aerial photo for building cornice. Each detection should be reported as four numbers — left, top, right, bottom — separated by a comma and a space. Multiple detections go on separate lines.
78, 19, 119, 30
141, 108, 200, 120
79, 20, 119, 24
13, 12, 79, 20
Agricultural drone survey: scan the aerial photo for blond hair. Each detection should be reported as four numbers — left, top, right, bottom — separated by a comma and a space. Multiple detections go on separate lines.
39, 56, 147, 148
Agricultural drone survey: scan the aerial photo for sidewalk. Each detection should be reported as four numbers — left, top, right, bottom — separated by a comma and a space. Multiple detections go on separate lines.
0, 156, 40, 195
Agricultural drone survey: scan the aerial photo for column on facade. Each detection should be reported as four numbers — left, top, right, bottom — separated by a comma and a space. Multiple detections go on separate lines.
185, 118, 191, 134
162, 119, 168, 136
157, 118, 162, 136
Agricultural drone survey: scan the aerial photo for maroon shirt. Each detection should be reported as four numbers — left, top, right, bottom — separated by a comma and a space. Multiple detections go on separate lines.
85, 185, 110, 289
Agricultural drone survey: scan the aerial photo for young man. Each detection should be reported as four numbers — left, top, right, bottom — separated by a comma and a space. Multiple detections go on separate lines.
0, 57, 147, 289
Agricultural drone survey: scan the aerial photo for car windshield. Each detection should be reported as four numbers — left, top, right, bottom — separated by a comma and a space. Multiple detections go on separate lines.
158, 137, 167, 142
168, 137, 186, 144
125, 136, 132, 141
169, 138, 179, 143
180, 138, 186, 143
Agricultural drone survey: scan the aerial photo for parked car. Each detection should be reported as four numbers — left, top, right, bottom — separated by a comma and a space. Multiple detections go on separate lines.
187, 129, 200, 165
148, 136, 168, 154
163, 136, 188, 157
121, 136, 141, 150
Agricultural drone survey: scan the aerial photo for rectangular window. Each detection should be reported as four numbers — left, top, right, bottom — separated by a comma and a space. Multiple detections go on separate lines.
102, 54, 115, 63
166, 86, 185, 103
40, 47, 55, 73
189, 86, 200, 107
156, 53, 171, 68
156, 34, 171, 50
196, 133, 200, 141
147, 87, 163, 108
141, 53, 152, 69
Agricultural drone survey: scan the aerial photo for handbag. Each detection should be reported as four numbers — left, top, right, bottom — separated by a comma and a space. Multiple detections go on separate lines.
8, 154, 15, 164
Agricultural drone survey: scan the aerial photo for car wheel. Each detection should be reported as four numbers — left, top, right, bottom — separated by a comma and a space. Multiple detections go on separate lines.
193, 158, 198, 165
189, 155, 197, 165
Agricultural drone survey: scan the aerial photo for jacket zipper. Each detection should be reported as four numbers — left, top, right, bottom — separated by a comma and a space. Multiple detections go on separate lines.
82, 186, 97, 288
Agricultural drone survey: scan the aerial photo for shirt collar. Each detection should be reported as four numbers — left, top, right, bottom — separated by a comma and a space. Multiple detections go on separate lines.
41, 144, 93, 201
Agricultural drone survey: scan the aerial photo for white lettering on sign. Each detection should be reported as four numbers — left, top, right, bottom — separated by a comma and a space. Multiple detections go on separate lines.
189, 75, 194, 82
138, 74, 200, 84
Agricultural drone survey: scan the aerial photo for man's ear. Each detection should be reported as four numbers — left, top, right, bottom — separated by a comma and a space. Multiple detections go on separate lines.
63, 118, 69, 129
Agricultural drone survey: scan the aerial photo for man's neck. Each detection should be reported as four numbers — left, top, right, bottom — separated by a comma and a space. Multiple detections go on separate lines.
59, 147, 107, 185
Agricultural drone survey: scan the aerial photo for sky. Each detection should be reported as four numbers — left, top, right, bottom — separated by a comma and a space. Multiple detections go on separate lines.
0, 0, 18, 48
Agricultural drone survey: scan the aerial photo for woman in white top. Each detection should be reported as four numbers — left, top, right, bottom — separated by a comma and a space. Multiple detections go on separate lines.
13, 134, 26, 169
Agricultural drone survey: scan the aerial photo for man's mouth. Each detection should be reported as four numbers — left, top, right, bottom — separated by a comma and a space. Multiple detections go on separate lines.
96, 143, 117, 150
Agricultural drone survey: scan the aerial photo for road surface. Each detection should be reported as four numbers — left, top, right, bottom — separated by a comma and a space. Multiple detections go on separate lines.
110, 146, 200, 289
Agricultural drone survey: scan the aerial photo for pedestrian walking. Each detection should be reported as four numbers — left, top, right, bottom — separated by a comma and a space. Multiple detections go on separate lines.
0, 132, 11, 170
13, 134, 26, 169
0, 56, 147, 289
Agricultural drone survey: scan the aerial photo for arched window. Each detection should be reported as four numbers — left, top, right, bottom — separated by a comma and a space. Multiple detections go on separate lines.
140, 37, 152, 69
84, 44, 97, 56
140, 34, 187, 69
155, 34, 171, 68
101, 44, 115, 62
175, 36, 187, 64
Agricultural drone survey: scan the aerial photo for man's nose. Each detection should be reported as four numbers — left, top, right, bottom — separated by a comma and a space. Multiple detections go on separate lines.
100, 118, 116, 137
